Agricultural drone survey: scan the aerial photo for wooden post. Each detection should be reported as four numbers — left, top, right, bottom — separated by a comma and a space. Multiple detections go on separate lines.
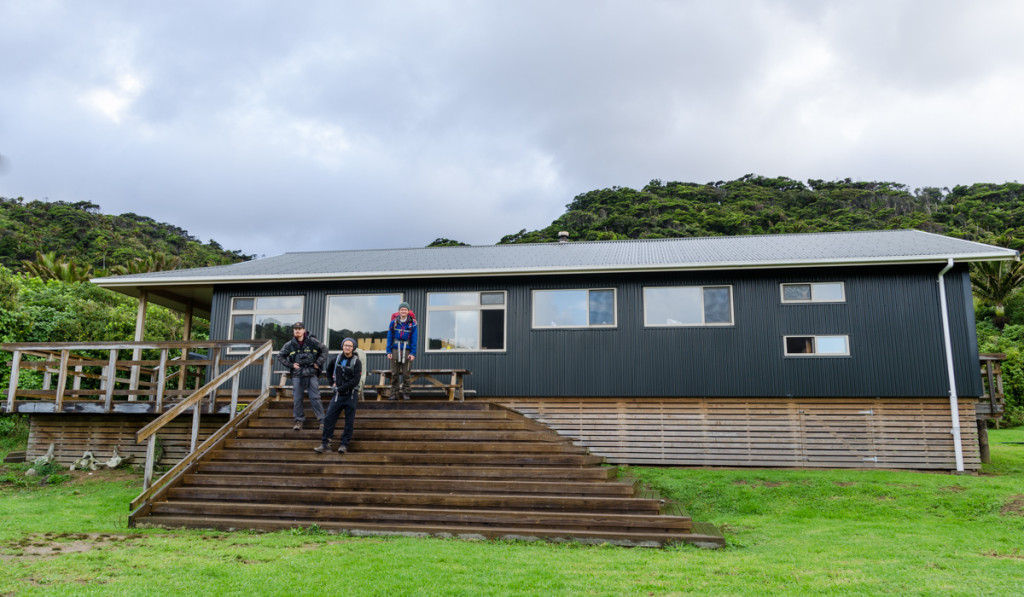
230, 376, 240, 421
977, 419, 991, 464
42, 354, 53, 390
262, 350, 273, 396
190, 402, 202, 453
144, 434, 157, 491
6, 350, 20, 412
73, 365, 83, 391
129, 290, 148, 399
54, 349, 70, 411
182, 303, 193, 342
179, 302, 193, 394
155, 349, 168, 412
103, 350, 117, 413
208, 346, 221, 414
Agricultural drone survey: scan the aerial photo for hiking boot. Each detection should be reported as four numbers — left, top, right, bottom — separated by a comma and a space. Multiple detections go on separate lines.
292, 421, 302, 431
314, 443, 330, 454
402, 394, 411, 401
337, 445, 348, 454
387, 393, 397, 401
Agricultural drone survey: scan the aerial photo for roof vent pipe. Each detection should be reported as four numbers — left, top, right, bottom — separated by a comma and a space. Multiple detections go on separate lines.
937, 258, 965, 473
557, 231, 569, 243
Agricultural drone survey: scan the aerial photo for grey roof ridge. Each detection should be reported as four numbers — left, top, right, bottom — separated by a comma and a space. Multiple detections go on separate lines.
93, 253, 1017, 287
225, 228, 998, 257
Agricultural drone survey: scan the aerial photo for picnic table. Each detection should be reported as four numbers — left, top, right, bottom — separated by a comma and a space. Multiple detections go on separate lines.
370, 368, 471, 402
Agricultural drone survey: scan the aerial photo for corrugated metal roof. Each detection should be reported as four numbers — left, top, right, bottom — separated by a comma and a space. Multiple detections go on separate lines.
93, 229, 1018, 287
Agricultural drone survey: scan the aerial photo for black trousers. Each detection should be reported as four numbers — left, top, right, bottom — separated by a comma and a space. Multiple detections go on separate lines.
321, 390, 357, 447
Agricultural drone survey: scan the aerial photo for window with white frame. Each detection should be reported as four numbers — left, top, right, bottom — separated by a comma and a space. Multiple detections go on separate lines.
784, 335, 850, 356
781, 282, 845, 303
426, 291, 506, 351
532, 289, 616, 328
325, 294, 403, 352
228, 296, 304, 353
643, 286, 733, 326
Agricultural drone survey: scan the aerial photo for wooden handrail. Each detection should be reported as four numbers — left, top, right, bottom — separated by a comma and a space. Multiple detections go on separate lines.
132, 341, 273, 493
129, 386, 273, 515
136, 342, 273, 442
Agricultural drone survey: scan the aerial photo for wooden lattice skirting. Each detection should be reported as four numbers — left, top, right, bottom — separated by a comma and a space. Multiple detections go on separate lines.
494, 397, 980, 471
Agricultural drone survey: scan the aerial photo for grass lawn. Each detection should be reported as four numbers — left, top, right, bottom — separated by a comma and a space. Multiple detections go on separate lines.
0, 427, 1021, 596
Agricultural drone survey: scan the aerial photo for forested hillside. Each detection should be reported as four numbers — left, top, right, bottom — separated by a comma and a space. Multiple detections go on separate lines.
500, 175, 1024, 250
0, 197, 251, 274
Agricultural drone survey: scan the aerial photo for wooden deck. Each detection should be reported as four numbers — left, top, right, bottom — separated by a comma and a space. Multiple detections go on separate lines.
128, 399, 724, 547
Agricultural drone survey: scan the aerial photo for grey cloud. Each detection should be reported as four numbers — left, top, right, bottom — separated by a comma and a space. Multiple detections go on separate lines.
1, 1, 1023, 258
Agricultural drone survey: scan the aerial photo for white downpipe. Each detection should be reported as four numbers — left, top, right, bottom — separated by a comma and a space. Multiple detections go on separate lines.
937, 258, 965, 472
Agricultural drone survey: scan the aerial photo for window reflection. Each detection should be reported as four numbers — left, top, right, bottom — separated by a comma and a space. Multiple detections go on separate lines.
532, 289, 616, 328
326, 294, 402, 351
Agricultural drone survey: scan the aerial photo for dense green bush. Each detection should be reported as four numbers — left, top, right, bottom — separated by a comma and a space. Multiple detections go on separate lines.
0, 269, 209, 389
976, 320, 1024, 427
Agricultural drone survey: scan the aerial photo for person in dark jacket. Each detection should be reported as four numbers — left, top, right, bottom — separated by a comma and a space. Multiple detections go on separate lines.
278, 322, 327, 431
386, 301, 417, 400
316, 337, 362, 454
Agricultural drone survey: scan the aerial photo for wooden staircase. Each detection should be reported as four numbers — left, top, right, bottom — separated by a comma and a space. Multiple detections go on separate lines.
130, 399, 724, 547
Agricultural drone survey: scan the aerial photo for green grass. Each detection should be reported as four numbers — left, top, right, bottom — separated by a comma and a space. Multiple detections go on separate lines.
0, 429, 1022, 596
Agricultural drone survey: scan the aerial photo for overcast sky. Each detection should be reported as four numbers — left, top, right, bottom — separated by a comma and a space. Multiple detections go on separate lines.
1, 1, 1022, 259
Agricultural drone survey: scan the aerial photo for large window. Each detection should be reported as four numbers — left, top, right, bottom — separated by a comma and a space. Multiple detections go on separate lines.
532, 289, 616, 328
325, 294, 403, 352
781, 282, 845, 303
643, 286, 733, 326
784, 335, 850, 356
229, 296, 304, 353
426, 291, 506, 351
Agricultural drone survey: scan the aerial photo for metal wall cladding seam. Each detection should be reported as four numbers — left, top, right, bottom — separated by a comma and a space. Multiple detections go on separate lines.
211, 265, 977, 398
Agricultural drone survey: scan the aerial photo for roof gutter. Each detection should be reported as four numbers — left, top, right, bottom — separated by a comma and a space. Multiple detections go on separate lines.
936, 258, 965, 473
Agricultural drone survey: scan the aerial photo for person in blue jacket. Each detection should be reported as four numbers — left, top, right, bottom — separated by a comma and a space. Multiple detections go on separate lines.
386, 301, 417, 400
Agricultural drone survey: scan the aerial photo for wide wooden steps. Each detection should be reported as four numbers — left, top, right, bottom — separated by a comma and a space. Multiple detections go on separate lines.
130, 399, 724, 547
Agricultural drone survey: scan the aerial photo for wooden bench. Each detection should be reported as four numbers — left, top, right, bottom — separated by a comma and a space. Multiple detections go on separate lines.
370, 369, 471, 401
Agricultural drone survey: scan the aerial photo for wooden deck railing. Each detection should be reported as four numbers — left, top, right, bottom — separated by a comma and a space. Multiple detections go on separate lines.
131, 340, 274, 501
2, 340, 269, 414
978, 353, 1006, 420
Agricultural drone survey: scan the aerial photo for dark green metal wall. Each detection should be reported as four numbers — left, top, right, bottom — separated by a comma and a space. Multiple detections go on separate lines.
211, 263, 981, 398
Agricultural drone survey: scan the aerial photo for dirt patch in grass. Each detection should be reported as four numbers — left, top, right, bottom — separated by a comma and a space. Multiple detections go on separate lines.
938, 485, 966, 493
982, 549, 1024, 559
64, 468, 141, 486
1000, 495, 1024, 516
732, 479, 787, 488
0, 532, 144, 560
834, 482, 855, 487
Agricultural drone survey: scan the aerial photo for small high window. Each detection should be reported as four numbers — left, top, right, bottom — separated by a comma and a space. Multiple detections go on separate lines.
781, 282, 845, 303
643, 286, 733, 326
784, 335, 850, 356
532, 289, 616, 328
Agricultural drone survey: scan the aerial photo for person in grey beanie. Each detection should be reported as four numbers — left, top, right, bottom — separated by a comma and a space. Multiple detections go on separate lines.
315, 337, 362, 454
